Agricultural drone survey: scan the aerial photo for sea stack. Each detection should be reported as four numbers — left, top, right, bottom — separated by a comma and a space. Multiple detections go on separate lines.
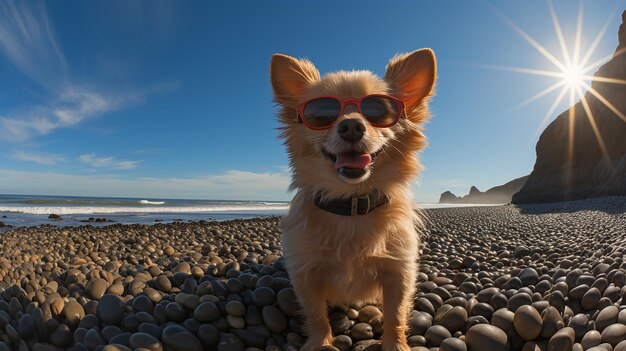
513, 11, 626, 204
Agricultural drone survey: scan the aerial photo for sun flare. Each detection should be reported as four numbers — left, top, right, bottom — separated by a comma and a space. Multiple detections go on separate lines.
561, 64, 584, 91
490, 0, 626, 165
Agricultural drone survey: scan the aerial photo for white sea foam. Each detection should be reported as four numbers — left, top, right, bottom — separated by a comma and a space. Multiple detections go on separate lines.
0, 204, 290, 215
138, 200, 165, 205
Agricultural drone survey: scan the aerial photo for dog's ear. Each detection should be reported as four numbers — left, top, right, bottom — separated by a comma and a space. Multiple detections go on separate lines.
384, 49, 436, 113
271, 54, 320, 106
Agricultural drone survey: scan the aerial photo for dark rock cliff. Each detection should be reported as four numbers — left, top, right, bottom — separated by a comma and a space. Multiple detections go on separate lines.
513, 11, 626, 204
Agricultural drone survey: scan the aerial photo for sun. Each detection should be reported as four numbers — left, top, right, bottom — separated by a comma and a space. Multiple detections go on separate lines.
561, 64, 584, 91
489, 0, 626, 164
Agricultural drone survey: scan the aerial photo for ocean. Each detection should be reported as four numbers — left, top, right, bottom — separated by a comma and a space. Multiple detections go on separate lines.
0, 194, 289, 228
0, 194, 491, 229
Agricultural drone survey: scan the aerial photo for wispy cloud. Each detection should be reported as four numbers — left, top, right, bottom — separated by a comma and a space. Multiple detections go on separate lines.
11, 150, 65, 165
0, 1, 66, 85
0, 83, 179, 142
0, 168, 292, 200
0, 1, 179, 143
79, 154, 142, 170
0, 89, 117, 142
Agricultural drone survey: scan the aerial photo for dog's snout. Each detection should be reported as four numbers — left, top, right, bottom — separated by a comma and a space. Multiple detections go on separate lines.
337, 119, 365, 143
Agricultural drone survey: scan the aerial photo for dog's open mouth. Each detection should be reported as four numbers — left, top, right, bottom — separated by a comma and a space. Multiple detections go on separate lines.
323, 148, 378, 179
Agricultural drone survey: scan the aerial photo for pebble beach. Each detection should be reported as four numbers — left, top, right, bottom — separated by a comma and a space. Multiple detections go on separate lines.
0, 198, 625, 351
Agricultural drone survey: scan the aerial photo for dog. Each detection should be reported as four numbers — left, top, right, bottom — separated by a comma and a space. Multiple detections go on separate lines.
270, 49, 436, 351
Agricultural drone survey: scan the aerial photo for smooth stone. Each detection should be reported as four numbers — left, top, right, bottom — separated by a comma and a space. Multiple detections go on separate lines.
416, 298, 436, 315
18, 314, 36, 339
225, 300, 246, 317
155, 276, 172, 292
217, 333, 245, 351
84, 329, 106, 349
540, 306, 562, 339
276, 288, 299, 316
245, 305, 263, 326
507, 293, 532, 312
548, 327, 575, 351
409, 311, 433, 335
569, 314, 589, 340
489, 293, 509, 310
62, 300, 85, 327
88, 278, 109, 300
514, 305, 543, 341
352, 323, 374, 340
226, 315, 246, 329
97, 294, 126, 324
521, 341, 542, 351
131, 295, 154, 314
194, 301, 221, 323
74, 327, 88, 344
31, 344, 65, 351
581, 330, 602, 350
471, 302, 494, 320
408, 335, 427, 347
439, 337, 467, 351
231, 329, 266, 348
439, 306, 468, 332
333, 335, 353, 350
102, 345, 132, 351
601, 323, 626, 347
569, 285, 589, 300
174, 292, 199, 309
129, 332, 163, 351
161, 325, 203, 351
78, 314, 100, 329
358, 306, 383, 324
581, 288, 601, 310
198, 324, 220, 348
109, 332, 132, 346
518, 268, 539, 286
262, 306, 287, 333
252, 287, 276, 306
465, 324, 508, 351
491, 308, 515, 333
595, 306, 619, 331
620, 309, 626, 324
425, 325, 451, 347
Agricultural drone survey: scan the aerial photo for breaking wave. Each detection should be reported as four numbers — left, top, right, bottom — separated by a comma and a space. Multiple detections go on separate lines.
0, 204, 289, 215
138, 200, 165, 205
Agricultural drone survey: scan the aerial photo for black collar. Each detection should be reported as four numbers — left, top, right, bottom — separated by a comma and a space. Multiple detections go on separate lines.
314, 191, 390, 216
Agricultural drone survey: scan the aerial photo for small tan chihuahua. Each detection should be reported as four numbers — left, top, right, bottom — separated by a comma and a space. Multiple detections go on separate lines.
270, 49, 436, 351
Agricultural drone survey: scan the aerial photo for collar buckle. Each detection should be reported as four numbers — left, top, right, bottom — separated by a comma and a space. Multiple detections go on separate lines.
351, 195, 371, 216
314, 191, 386, 216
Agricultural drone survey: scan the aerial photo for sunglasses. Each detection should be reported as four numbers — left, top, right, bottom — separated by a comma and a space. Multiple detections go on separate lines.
296, 94, 405, 130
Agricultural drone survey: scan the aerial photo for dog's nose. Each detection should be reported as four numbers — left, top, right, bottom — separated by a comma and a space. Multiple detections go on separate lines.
337, 119, 365, 143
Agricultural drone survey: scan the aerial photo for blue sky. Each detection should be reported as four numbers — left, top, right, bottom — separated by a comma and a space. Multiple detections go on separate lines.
0, 0, 624, 201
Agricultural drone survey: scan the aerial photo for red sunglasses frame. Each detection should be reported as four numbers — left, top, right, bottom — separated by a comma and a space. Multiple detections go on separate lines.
296, 94, 405, 130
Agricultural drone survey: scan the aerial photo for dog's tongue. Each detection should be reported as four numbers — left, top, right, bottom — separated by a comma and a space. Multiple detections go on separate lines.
335, 152, 372, 170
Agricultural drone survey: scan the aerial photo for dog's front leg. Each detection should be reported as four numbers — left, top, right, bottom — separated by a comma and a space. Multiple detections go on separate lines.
293, 278, 333, 351
380, 270, 415, 351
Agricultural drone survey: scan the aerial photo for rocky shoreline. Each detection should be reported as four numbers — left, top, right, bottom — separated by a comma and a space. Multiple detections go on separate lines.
0, 198, 624, 350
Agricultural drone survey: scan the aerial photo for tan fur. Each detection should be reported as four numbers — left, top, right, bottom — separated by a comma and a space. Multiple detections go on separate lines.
270, 49, 436, 351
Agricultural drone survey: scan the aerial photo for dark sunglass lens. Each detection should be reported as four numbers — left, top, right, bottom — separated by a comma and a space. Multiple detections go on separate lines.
360, 96, 399, 126
302, 98, 341, 128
